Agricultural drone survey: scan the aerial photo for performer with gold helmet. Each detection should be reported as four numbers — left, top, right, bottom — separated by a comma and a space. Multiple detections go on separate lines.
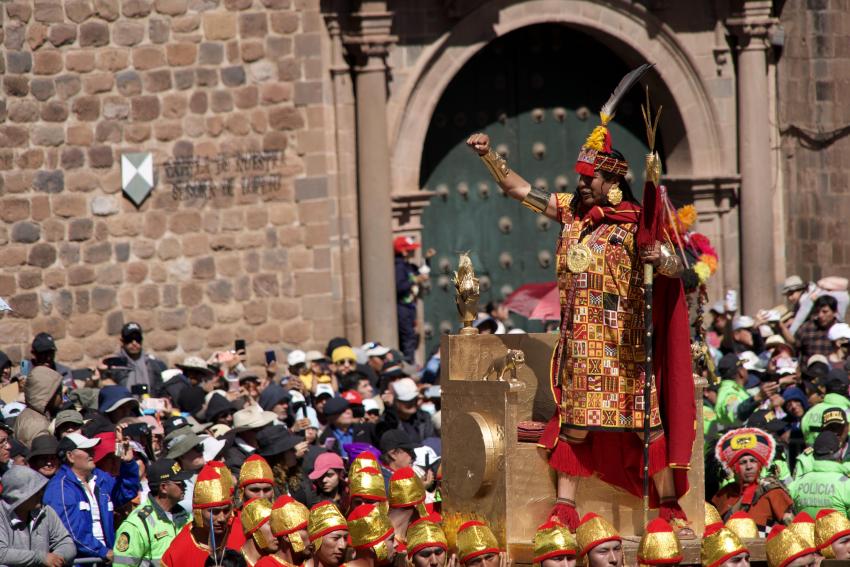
700, 522, 749, 567
575, 513, 623, 567
241, 498, 278, 567
467, 64, 695, 531
349, 466, 389, 512
764, 525, 818, 567
388, 467, 429, 550
228, 453, 277, 550
815, 508, 850, 559
406, 515, 450, 567
724, 512, 758, 541
532, 520, 576, 567
161, 462, 235, 567
347, 503, 397, 567
309, 501, 350, 567
456, 520, 501, 567
254, 495, 312, 567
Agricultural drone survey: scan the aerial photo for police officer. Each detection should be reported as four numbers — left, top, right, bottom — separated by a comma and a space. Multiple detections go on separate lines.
790, 431, 850, 518
795, 408, 850, 478
114, 458, 192, 567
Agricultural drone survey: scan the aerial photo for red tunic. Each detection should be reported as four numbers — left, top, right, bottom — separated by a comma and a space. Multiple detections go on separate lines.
161, 525, 214, 567
226, 508, 247, 550
255, 556, 302, 567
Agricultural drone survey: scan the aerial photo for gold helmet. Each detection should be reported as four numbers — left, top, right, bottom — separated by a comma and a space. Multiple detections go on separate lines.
788, 512, 815, 549
815, 508, 850, 559
532, 520, 576, 567
765, 525, 816, 567
241, 498, 274, 550
457, 520, 500, 565
348, 504, 395, 564
270, 495, 310, 553
701, 522, 748, 567
637, 518, 682, 566
407, 516, 448, 559
192, 463, 233, 527
350, 451, 381, 476
308, 500, 348, 550
576, 513, 621, 558
705, 502, 722, 526
388, 467, 428, 517
350, 466, 388, 507
239, 454, 274, 489
725, 512, 758, 540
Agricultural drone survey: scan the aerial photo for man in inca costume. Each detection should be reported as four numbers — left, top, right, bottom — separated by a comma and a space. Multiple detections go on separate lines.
467, 64, 695, 532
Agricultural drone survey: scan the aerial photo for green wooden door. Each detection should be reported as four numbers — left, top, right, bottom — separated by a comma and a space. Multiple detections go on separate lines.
419, 24, 656, 354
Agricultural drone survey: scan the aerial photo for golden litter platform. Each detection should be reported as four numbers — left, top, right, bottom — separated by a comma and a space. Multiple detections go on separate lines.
440, 332, 718, 565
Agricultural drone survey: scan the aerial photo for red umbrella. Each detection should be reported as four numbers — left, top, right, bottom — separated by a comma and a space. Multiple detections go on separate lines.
502, 282, 560, 321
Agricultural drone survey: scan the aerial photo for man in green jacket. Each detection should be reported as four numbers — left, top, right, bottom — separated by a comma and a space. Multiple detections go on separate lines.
716, 353, 778, 428
114, 458, 192, 567
790, 431, 850, 518
801, 369, 850, 446
796, 407, 850, 477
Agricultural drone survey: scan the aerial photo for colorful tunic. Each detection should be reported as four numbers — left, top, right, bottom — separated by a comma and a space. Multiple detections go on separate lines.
552, 193, 661, 432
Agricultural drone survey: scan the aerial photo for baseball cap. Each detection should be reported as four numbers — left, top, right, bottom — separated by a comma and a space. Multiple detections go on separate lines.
709, 301, 725, 314
380, 429, 417, 453
393, 235, 421, 254
362, 342, 390, 358
315, 384, 335, 399
58, 433, 101, 453
828, 323, 850, 343
341, 390, 363, 406
746, 410, 788, 434
732, 316, 755, 331
808, 354, 831, 368
308, 452, 345, 480
814, 430, 841, 457
739, 351, 765, 373
782, 275, 806, 294
323, 397, 350, 417
305, 350, 327, 363
31, 332, 57, 353
121, 322, 143, 341
363, 398, 381, 415
822, 407, 848, 428
287, 350, 307, 367
775, 358, 798, 376
392, 378, 419, 402
148, 458, 193, 486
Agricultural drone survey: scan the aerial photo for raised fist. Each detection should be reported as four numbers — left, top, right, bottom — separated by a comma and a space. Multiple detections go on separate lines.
466, 132, 491, 156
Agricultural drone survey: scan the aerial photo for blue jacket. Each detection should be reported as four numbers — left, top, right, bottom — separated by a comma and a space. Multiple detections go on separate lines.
43, 462, 140, 559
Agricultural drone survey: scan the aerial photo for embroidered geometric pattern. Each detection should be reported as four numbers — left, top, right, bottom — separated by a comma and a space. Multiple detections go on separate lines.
553, 193, 662, 432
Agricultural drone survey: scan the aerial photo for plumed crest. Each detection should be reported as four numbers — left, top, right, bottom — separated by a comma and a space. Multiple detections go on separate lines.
599, 63, 655, 124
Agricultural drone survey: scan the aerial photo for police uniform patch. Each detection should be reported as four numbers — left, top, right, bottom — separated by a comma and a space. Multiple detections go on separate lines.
116, 532, 130, 552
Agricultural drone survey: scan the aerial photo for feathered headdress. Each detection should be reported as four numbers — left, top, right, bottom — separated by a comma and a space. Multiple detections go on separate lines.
715, 427, 776, 474
575, 63, 654, 177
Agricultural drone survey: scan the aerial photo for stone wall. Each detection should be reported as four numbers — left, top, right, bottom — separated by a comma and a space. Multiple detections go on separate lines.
0, 0, 354, 367
779, 0, 850, 283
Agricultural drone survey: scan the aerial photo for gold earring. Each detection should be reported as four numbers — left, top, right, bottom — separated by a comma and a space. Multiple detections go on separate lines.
607, 183, 622, 206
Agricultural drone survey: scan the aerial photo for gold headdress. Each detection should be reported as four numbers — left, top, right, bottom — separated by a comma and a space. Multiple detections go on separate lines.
815, 508, 850, 558
270, 495, 310, 552
637, 518, 683, 566
347, 504, 395, 563
192, 463, 233, 526
407, 516, 448, 558
788, 512, 816, 549
705, 502, 722, 526
701, 522, 748, 567
765, 525, 815, 567
457, 520, 500, 565
350, 466, 388, 503
350, 451, 380, 476
576, 513, 621, 558
532, 521, 576, 566
388, 467, 427, 517
239, 454, 274, 488
242, 498, 274, 550
725, 512, 758, 540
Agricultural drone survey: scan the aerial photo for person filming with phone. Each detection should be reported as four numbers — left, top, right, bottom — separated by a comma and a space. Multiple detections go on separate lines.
115, 323, 167, 396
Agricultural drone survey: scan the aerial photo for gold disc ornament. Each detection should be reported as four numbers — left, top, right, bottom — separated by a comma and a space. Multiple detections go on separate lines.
566, 243, 593, 273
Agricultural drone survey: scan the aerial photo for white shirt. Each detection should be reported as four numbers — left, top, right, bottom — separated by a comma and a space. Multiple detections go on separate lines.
83, 476, 106, 545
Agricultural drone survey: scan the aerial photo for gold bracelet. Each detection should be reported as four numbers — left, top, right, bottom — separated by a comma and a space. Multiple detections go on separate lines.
479, 149, 510, 184
521, 186, 551, 214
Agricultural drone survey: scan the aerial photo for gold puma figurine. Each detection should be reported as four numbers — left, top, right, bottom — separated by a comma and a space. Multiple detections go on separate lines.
482, 349, 525, 382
